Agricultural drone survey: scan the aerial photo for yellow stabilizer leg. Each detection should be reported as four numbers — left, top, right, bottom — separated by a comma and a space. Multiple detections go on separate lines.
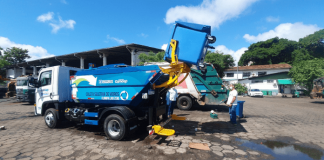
171, 114, 186, 121
152, 125, 175, 136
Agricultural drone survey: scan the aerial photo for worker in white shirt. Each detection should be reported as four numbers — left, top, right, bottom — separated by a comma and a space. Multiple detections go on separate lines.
166, 87, 178, 118
226, 84, 238, 125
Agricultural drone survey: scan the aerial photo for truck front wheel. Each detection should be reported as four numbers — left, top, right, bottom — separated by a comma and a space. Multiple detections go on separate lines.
104, 114, 127, 141
177, 96, 192, 110
44, 108, 59, 128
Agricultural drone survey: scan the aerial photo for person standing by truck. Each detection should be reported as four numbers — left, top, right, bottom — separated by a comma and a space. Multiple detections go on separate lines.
227, 84, 238, 125
166, 87, 178, 118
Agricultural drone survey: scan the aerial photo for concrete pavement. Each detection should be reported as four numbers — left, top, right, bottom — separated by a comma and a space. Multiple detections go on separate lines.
1, 97, 324, 159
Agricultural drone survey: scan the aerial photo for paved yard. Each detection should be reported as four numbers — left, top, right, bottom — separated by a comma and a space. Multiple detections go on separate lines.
1, 97, 324, 160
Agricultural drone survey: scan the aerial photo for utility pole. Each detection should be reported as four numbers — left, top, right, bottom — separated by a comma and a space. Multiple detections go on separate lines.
237, 62, 239, 83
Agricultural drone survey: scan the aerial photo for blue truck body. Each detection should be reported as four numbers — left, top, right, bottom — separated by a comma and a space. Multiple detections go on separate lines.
71, 64, 163, 107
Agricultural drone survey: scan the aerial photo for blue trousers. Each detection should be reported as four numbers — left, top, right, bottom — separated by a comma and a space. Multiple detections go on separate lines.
228, 105, 237, 124
167, 101, 176, 117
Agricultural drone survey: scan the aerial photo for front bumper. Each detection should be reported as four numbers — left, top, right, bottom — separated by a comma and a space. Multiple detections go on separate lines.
17, 95, 34, 102
251, 94, 263, 97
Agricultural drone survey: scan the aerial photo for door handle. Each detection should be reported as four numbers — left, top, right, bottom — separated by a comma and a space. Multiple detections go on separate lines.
50, 93, 53, 99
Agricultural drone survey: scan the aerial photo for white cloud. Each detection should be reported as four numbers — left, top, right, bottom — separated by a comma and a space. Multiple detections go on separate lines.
49, 17, 76, 33
243, 22, 321, 43
37, 12, 76, 33
161, 44, 168, 51
214, 45, 248, 65
266, 16, 279, 22
61, 0, 67, 4
273, 146, 300, 155
164, 0, 258, 29
37, 12, 54, 22
106, 35, 125, 44
140, 33, 148, 38
0, 36, 55, 61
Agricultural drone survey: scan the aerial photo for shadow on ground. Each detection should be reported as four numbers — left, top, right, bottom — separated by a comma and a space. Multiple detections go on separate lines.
311, 101, 324, 104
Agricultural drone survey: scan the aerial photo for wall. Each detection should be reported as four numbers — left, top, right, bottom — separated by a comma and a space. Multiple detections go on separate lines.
6, 68, 22, 78
6, 68, 33, 79
6, 69, 14, 78
223, 68, 290, 80
243, 79, 279, 95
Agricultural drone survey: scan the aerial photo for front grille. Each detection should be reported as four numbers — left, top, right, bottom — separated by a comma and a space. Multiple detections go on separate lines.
16, 89, 23, 94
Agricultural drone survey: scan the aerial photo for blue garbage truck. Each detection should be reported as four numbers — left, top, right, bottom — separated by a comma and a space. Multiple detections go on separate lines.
30, 21, 217, 140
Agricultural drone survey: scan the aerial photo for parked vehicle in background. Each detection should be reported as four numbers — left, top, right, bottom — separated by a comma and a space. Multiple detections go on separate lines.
248, 89, 263, 97
16, 75, 36, 103
310, 77, 324, 99
146, 63, 228, 110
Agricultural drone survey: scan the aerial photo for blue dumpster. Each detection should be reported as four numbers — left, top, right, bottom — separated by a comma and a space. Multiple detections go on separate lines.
236, 101, 245, 118
164, 21, 213, 68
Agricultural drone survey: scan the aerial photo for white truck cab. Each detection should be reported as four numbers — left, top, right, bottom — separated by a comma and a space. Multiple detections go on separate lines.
34, 66, 81, 115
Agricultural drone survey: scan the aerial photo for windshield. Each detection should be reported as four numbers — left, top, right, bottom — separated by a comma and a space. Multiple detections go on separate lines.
17, 80, 28, 86
251, 89, 260, 92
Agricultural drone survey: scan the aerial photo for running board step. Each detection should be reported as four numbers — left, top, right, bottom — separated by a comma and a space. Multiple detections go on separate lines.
152, 125, 175, 136
171, 114, 186, 121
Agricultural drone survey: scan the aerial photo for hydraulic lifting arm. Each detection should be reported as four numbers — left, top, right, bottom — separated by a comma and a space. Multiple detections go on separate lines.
153, 39, 191, 89
150, 39, 188, 137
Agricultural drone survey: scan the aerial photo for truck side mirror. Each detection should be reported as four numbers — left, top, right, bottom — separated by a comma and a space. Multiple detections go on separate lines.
28, 77, 39, 88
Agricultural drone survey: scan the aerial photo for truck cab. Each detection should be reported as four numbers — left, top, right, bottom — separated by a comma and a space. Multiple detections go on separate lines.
34, 66, 80, 115
16, 76, 37, 103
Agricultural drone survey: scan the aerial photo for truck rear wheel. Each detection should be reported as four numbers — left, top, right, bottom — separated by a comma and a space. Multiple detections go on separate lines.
104, 114, 127, 141
177, 96, 192, 110
44, 108, 59, 128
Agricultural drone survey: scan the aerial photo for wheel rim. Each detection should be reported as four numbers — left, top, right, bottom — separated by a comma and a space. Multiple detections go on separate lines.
181, 100, 188, 106
45, 112, 54, 126
108, 120, 120, 137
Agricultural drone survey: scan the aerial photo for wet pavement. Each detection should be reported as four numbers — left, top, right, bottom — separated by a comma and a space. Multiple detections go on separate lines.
237, 138, 324, 160
1, 97, 324, 159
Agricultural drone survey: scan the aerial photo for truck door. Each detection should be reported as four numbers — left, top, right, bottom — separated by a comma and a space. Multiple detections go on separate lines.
35, 70, 53, 114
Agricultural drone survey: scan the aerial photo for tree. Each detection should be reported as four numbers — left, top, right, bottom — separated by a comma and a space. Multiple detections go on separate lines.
298, 29, 324, 58
1, 47, 30, 64
289, 59, 324, 94
138, 51, 165, 65
238, 37, 298, 66
238, 29, 324, 66
204, 50, 235, 77
234, 83, 247, 95
0, 47, 30, 77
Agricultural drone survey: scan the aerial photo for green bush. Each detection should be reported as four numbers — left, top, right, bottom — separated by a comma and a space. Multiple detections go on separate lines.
234, 83, 247, 95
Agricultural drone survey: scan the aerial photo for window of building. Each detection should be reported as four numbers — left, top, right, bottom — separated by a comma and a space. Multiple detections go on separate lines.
252, 80, 263, 83
39, 71, 52, 87
258, 72, 267, 76
243, 72, 250, 77
267, 80, 274, 83
226, 73, 234, 77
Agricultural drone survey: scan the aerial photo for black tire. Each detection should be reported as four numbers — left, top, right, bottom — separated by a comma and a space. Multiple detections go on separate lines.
44, 108, 59, 128
177, 96, 192, 110
104, 114, 127, 141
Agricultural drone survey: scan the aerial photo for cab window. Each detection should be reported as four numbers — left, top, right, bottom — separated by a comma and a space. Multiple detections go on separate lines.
39, 71, 52, 87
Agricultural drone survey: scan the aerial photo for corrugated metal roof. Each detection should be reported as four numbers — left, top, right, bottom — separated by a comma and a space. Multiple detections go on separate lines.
4, 43, 163, 68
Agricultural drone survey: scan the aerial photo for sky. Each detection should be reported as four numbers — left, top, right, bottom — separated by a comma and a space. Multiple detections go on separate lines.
0, 0, 323, 65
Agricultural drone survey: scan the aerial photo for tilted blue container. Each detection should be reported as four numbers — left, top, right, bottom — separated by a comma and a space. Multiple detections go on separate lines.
164, 21, 212, 67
